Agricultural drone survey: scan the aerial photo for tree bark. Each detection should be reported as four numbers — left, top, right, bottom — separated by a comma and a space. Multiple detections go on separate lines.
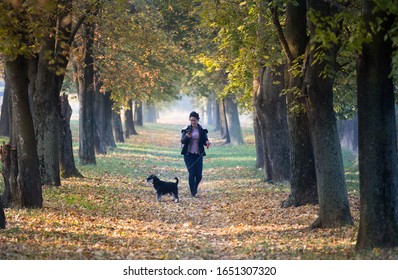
0, 143, 12, 207
253, 112, 265, 169
78, 22, 96, 165
253, 71, 272, 181
124, 99, 138, 138
6, 108, 18, 209
214, 99, 221, 132
271, 0, 318, 207
206, 95, 214, 126
252, 75, 265, 168
60, 93, 83, 178
104, 92, 116, 148
112, 110, 125, 143
6, 55, 43, 208
29, 0, 74, 186
224, 97, 243, 145
305, 0, 352, 228
94, 79, 107, 155
33, 41, 61, 186
134, 100, 143, 126
218, 98, 230, 143
356, 1, 398, 249
0, 69, 10, 137
261, 65, 290, 182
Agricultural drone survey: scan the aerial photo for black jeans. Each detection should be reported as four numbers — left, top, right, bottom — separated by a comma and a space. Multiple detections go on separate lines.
184, 153, 203, 196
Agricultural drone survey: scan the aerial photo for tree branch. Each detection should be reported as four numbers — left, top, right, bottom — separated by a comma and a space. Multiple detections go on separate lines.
269, 5, 294, 64
68, 14, 86, 46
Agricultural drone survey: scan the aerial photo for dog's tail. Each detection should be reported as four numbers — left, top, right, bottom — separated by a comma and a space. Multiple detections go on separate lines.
175, 177, 179, 185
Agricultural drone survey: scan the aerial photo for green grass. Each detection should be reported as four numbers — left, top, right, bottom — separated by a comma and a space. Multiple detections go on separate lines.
341, 148, 359, 193
0, 123, 359, 195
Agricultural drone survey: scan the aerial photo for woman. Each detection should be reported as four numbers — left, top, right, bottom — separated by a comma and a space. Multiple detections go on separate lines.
181, 111, 210, 197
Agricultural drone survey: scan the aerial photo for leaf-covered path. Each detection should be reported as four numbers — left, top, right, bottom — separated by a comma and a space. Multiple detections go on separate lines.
1, 124, 395, 259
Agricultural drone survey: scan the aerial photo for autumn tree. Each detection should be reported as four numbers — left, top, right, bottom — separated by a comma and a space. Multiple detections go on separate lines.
269, 1, 318, 205
60, 93, 83, 178
2, 0, 85, 184
303, 0, 353, 228
355, 0, 398, 249
93, 0, 184, 131
74, 4, 97, 165
0, 1, 43, 208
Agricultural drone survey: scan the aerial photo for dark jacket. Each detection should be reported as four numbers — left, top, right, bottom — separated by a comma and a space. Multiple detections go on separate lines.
181, 124, 209, 156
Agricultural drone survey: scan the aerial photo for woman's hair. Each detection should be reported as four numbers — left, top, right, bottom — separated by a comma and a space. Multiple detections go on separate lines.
189, 111, 200, 120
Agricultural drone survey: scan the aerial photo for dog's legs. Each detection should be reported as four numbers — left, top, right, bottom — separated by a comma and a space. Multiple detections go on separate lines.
157, 193, 162, 202
173, 192, 179, 203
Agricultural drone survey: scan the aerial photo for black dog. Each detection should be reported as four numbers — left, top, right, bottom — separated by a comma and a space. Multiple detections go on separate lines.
146, 175, 179, 202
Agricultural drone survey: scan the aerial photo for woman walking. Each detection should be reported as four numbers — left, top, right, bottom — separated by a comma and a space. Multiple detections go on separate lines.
181, 111, 210, 197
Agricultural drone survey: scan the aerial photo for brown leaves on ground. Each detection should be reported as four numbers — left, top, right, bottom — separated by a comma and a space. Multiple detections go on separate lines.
0, 124, 397, 259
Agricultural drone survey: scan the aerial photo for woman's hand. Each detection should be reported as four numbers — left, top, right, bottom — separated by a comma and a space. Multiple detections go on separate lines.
186, 131, 192, 138
206, 141, 211, 149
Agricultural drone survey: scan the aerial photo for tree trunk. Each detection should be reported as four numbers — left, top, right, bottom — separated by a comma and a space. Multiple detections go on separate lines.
124, 99, 138, 138
0, 143, 12, 207
253, 115, 265, 169
33, 42, 61, 186
134, 100, 143, 126
6, 109, 18, 209
78, 22, 96, 165
0, 70, 10, 137
253, 72, 272, 181
218, 98, 230, 143
6, 55, 43, 208
214, 99, 221, 132
261, 65, 290, 182
356, 1, 398, 249
112, 110, 125, 143
272, 0, 318, 207
224, 97, 243, 145
305, 0, 352, 228
206, 95, 214, 126
94, 79, 107, 155
60, 93, 83, 178
0, 200, 5, 229
253, 112, 265, 169
104, 92, 116, 148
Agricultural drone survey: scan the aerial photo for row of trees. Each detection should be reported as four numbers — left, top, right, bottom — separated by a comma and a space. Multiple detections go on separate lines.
0, 1, 184, 211
194, 0, 398, 249
0, 0, 245, 228
1, 0, 398, 250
